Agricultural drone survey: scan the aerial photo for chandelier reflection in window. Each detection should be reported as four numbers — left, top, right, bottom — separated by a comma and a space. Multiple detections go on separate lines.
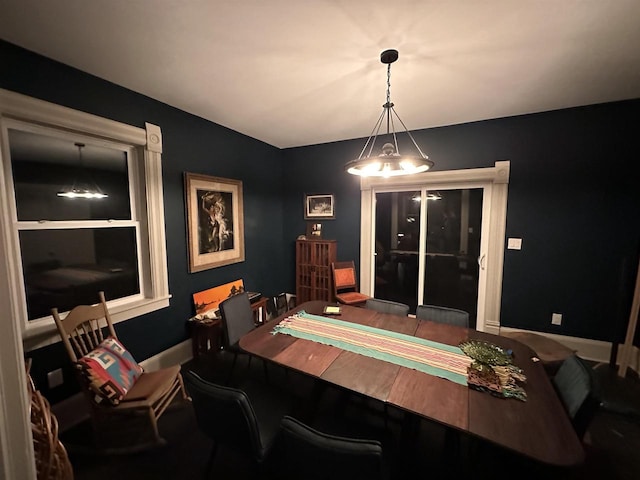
57, 143, 108, 199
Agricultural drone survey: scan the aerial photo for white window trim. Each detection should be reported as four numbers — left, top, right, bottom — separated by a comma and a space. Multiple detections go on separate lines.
359, 161, 509, 333
0, 89, 171, 350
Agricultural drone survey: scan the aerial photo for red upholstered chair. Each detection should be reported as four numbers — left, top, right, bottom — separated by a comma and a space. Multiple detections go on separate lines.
331, 261, 371, 306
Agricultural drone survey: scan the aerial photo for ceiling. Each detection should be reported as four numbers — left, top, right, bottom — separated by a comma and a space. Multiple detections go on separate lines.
1, 1, 640, 149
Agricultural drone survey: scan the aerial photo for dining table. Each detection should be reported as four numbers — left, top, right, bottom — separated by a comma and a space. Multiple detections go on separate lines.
239, 300, 585, 467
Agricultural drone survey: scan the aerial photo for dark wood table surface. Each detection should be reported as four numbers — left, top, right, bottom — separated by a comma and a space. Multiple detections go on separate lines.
239, 300, 584, 467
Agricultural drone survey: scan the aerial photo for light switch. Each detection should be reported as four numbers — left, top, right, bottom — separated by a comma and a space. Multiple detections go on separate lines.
507, 238, 522, 250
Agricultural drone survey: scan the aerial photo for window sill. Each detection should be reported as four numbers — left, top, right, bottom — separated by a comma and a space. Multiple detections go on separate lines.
22, 295, 172, 352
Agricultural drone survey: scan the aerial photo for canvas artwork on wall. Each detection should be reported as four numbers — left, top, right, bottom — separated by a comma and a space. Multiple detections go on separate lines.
192, 279, 246, 315
184, 173, 245, 272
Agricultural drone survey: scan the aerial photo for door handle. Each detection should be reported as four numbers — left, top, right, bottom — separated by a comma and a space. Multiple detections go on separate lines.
477, 254, 486, 270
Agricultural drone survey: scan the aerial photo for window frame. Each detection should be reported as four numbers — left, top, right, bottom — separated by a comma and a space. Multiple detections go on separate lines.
0, 89, 170, 349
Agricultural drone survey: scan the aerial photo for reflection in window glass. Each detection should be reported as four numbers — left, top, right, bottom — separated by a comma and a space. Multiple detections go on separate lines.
20, 228, 140, 320
9, 129, 131, 221
374, 188, 483, 324
375, 191, 422, 310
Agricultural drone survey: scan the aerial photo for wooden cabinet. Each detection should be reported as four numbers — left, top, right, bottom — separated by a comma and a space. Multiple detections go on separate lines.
296, 240, 337, 303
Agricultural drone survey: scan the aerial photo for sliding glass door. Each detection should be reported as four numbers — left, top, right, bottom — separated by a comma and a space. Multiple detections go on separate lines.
359, 162, 509, 333
374, 188, 483, 327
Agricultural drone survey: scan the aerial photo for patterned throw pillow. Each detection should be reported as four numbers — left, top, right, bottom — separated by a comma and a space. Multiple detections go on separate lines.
100, 337, 144, 379
76, 337, 143, 406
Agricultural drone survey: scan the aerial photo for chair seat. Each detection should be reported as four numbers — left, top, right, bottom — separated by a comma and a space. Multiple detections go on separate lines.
120, 366, 181, 404
336, 292, 370, 305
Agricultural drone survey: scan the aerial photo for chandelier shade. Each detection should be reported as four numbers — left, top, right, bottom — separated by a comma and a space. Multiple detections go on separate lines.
346, 49, 433, 177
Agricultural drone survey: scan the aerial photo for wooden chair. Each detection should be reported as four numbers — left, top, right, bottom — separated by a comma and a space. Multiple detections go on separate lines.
415, 304, 469, 328
52, 291, 189, 453
268, 415, 385, 480
365, 298, 410, 316
331, 261, 371, 306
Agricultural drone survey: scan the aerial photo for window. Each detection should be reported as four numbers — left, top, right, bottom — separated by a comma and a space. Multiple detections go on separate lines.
0, 89, 170, 346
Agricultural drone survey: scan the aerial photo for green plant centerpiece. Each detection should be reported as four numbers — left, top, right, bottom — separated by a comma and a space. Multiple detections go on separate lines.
459, 340, 527, 401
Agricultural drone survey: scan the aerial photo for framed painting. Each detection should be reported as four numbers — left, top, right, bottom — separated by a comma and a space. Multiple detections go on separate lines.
184, 172, 245, 272
304, 193, 335, 219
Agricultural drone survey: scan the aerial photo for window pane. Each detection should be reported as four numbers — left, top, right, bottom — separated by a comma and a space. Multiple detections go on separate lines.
423, 188, 483, 327
9, 129, 131, 221
375, 191, 422, 310
20, 228, 140, 320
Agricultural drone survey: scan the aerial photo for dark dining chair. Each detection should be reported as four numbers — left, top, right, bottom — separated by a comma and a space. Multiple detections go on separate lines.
552, 355, 601, 439
219, 292, 266, 382
267, 415, 385, 480
365, 298, 410, 316
416, 304, 469, 328
274, 292, 288, 316
183, 371, 285, 476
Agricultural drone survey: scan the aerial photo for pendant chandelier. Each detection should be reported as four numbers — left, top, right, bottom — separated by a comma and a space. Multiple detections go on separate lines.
57, 143, 108, 199
345, 49, 433, 177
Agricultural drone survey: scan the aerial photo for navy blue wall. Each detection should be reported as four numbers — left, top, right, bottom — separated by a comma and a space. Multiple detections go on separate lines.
282, 101, 640, 344
3, 39, 639, 400
1, 41, 288, 400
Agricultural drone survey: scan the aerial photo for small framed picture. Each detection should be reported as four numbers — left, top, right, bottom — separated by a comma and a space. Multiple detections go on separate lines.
306, 222, 322, 238
304, 194, 335, 219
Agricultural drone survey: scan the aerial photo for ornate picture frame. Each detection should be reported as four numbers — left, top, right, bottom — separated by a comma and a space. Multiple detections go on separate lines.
184, 172, 245, 272
304, 193, 335, 219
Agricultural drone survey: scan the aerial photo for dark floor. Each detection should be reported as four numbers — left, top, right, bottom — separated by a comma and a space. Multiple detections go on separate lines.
61, 352, 640, 480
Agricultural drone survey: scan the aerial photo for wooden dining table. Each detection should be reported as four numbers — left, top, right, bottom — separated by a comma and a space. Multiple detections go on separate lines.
239, 300, 585, 467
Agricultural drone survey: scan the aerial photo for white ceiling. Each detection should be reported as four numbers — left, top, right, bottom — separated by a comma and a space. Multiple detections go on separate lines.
1, 0, 640, 149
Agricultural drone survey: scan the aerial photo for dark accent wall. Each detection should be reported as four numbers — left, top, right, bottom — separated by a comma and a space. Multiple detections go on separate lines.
1, 41, 287, 401
3, 39, 639, 401
282, 100, 640, 345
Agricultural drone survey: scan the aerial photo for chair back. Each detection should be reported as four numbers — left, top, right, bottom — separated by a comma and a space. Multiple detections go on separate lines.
552, 355, 600, 438
219, 292, 255, 348
365, 298, 410, 316
270, 415, 384, 480
275, 292, 288, 316
331, 261, 371, 306
184, 371, 267, 461
52, 291, 117, 363
332, 261, 359, 294
416, 304, 469, 328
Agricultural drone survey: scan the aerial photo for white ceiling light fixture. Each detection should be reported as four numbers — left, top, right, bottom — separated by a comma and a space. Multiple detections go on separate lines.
345, 49, 434, 178
57, 143, 108, 199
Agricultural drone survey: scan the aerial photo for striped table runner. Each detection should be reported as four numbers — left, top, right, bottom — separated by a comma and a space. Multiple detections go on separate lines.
272, 311, 471, 385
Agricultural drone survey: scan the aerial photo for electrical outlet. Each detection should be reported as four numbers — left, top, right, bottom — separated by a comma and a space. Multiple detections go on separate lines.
551, 313, 562, 326
507, 238, 523, 250
47, 368, 64, 389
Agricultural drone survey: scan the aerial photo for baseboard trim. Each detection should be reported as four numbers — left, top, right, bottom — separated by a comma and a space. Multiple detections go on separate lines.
499, 327, 612, 364
139, 339, 193, 371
